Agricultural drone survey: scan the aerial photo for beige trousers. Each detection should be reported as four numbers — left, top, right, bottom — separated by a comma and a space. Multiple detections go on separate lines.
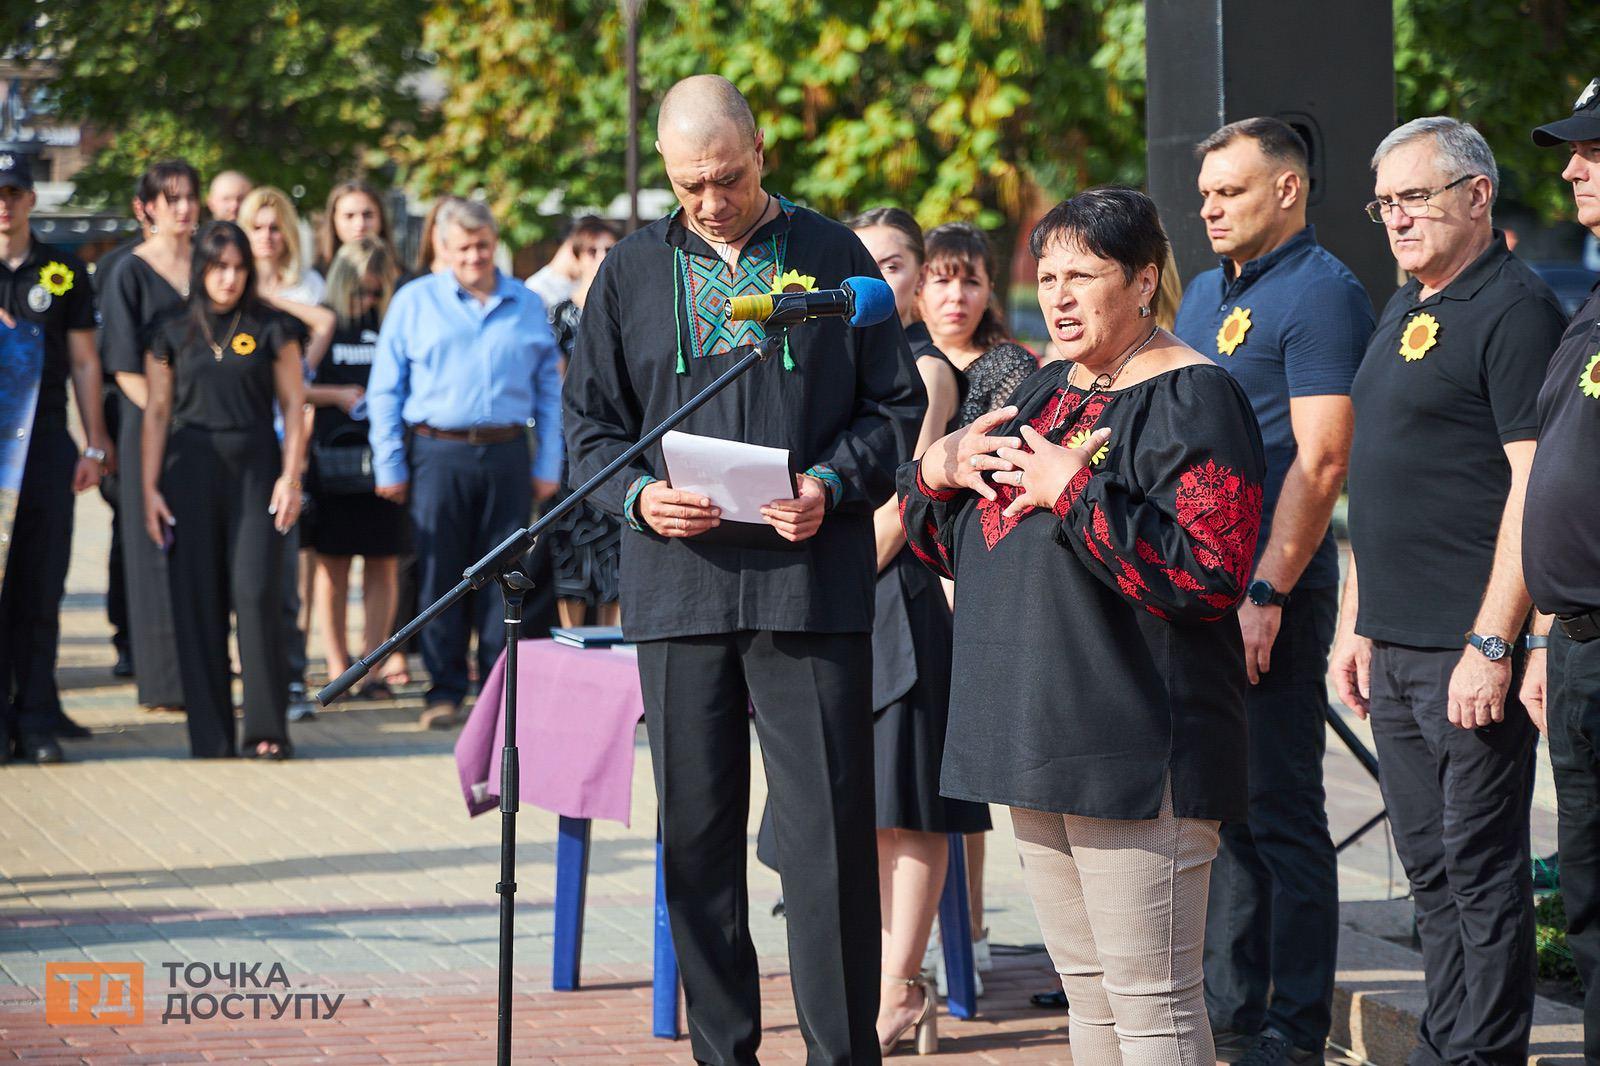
1010, 783, 1221, 1065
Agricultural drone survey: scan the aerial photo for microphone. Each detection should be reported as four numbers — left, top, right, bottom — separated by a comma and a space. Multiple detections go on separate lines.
726, 276, 897, 328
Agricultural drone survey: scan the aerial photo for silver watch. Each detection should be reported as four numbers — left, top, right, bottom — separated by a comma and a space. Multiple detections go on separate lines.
83, 447, 107, 464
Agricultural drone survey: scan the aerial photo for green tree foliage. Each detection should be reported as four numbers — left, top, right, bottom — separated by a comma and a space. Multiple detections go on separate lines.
1393, 0, 1600, 221
21, 0, 432, 209
401, 0, 1147, 247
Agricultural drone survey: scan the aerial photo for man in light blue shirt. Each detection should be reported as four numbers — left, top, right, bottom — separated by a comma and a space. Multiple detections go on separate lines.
367, 198, 563, 728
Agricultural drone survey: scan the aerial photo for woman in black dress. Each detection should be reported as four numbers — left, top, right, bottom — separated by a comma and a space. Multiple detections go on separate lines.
849, 207, 992, 1055
142, 222, 308, 759
305, 237, 411, 693
100, 160, 200, 715
900, 188, 1264, 1062
544, 216, 621, 629
919, 221, 1038, 427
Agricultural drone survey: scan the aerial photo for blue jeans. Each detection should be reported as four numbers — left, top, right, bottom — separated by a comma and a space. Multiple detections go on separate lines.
1204, 586, 1341, 1049
1547, 626, 1600, 1063
407, 433, 532, 708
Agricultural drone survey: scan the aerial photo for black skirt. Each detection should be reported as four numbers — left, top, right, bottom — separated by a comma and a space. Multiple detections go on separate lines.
547, 493, 621, 605
308, 490, 413, 557
872, 551, 992, 833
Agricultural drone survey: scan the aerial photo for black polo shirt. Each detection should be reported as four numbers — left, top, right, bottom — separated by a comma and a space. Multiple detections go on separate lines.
0, 235, 94, 423
1348, 233, 1566, 648
1524, 282, 1600, 616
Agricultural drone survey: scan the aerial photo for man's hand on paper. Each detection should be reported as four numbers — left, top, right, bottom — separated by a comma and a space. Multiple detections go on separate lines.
641, 481, 722, 538
761, 475, 826, 543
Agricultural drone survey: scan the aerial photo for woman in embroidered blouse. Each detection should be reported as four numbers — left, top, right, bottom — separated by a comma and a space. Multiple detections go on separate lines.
919, 222, 1038, 426
899, 187, 1265, 1063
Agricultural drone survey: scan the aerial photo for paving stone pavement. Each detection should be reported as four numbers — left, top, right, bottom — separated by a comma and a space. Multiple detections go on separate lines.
0, 488, 1560, 1063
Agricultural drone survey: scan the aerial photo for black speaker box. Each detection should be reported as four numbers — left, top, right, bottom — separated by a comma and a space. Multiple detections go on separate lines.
1146, 0, 1397, 308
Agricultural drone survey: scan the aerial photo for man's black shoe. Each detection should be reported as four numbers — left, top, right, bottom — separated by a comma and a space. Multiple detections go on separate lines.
1237, 1028, 1325, 1066
16, 735, 64, 764
1213, 1029, 1259, 1063
112, 649, 135, 677
51, 714, 92, 739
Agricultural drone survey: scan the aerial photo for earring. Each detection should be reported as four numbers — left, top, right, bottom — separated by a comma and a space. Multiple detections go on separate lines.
1138, 304, 1152, 318
149, 224, 158, 235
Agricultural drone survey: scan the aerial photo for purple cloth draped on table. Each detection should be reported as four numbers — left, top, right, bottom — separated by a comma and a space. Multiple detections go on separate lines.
454, 640, 645, 825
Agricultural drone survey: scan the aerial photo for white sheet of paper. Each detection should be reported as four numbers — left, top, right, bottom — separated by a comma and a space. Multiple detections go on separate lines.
661, 431, 793, 522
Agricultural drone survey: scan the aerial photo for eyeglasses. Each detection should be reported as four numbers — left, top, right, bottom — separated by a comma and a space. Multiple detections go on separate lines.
1364, 174, 1476, 223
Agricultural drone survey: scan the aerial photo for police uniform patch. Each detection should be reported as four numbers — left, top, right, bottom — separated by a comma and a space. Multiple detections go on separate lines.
26, 284, 51, 313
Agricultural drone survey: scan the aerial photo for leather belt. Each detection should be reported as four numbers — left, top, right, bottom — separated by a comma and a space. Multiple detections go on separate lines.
412, 423, 525, 445
1556, 608, 1600, 643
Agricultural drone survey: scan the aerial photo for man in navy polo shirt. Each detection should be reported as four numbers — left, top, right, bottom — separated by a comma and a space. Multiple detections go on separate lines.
1175, 117, 1374, 1066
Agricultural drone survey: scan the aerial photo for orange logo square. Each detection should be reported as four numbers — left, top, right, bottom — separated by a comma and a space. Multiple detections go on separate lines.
45, 962, 144, 1025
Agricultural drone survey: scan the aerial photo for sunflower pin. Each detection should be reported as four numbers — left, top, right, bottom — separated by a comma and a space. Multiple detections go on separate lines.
231, 332, 257, 356
1399, 312, 1440, 362
39, 261, 74, 297
1066, 427, 1110, 465
771, 268, 816, 295
1580, 352, 1600, 400
1216, 306, 1252, 356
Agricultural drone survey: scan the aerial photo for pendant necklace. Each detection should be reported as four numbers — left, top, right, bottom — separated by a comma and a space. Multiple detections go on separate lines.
1046, 324, 1162, 436
200, 308, 243, 361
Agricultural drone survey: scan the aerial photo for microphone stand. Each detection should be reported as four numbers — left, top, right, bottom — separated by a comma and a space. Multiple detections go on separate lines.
316, 322, 793, 1066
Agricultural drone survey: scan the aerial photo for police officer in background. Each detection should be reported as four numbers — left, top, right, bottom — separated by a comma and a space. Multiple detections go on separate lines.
0, 152, 115, 763
1522, 75, 1600, 1064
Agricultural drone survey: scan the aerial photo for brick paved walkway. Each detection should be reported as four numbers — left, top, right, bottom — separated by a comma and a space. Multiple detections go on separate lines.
0, 488, 1558, 1063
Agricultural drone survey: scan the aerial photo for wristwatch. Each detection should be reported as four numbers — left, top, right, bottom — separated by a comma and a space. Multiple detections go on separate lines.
1466, 631, 1511, 661
83, 447, 107, 464
1524, 634, 1550, 651
1246, 578, 1290, 608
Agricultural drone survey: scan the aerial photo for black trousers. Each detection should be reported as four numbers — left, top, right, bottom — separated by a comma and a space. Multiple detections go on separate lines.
407, 434, 532, 708
101, 384, 129, 656
1547, 627, 1600, 1063
116, 393, 185, 707
1369, 641, 1536, 1065
165, 426, 288, 758
1205, 586, 1341, 1049
637, 630, 881, 1066
0, 422, 76, 745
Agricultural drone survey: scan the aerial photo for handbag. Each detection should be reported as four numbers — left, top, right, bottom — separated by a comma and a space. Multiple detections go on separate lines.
310, 423, 376, 495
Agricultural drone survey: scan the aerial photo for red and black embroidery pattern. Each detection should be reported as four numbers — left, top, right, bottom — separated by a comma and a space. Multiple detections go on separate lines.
976, 388, 1111, 550
1174, 459, 1263, 587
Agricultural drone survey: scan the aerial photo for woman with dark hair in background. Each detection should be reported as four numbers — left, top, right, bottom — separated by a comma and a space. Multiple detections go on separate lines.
545, 216, 621, 628
306, 237, 410, 695
919, 221, 1038, 427
100, 159, 200, 716
901, 187, 1264, 1060
315, 180, 396, 273
914, 219, 1034, 976
142, 221, 307, 759
849, 206, 992, 1055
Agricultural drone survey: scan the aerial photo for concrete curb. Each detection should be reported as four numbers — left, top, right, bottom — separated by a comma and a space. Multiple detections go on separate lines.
1333, 900, 1586, 1065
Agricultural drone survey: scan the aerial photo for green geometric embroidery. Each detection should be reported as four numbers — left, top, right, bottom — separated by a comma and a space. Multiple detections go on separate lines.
679, 234, 785, 362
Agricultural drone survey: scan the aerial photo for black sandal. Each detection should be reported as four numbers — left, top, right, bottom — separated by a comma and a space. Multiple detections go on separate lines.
250, 740, 290, 761
357, 680, 395, 701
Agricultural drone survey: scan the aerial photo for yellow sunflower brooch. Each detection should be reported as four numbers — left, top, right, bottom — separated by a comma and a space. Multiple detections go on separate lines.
1066, 427, 1110, 465
1216, 307, 1252, 356
39, 261, 74, 297
1399, 312, 1440, 362
231, 333, 257, 356
771, 269, 816, 295
1580, 352, 1600, 400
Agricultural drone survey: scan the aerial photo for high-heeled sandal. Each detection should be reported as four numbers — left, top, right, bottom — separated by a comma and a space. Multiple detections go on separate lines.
877, 972, 938, 1056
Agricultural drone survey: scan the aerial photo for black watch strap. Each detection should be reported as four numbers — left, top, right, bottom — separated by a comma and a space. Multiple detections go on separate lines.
1524, 634, 1550, 651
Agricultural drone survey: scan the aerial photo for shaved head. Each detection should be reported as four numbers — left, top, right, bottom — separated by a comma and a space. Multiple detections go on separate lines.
656, 74, 757, 147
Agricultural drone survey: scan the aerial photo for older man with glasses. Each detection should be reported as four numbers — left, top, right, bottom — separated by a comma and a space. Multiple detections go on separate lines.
1331, 117, 1568, 1065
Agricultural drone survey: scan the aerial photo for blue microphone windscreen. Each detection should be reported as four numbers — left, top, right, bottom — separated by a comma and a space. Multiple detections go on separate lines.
845, 276, 897, 328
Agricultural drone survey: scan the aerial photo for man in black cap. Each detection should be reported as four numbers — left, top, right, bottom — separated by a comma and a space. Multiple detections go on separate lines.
1521, 74, 1600, 1063
0, 152, 115, 763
